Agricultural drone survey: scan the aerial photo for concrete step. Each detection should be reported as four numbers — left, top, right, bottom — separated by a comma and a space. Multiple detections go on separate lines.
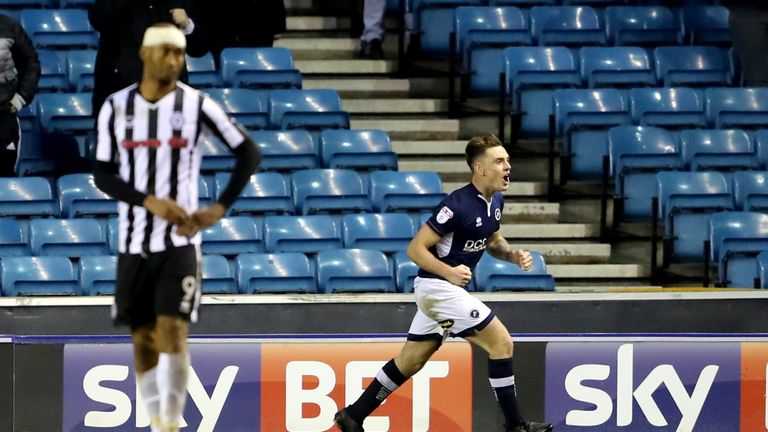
505, 243, 611, 264
343, 98, 448, 114
548, 264, 650, 279
286, 16, 397, 32
399, 158, 549, 180
351, 119, 459, 141
276, 37, 397, 59
303, 77, 447, 98
295, 59, 396, 75
393, 140, 466, 155
444, 181, 547, 197
500, 224, 598, 239
503, 202, 560, 224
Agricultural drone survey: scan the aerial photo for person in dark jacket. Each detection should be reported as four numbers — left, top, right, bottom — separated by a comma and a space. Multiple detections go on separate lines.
0, 13, 40, 177
89, 0, 209, 113
724, 0, 768, 86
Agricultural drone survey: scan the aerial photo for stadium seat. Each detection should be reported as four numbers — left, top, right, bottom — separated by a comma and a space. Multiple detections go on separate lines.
67, 50, 96, 92
201, 255, 236, 294
317, 249, 395, 293
1, 256, 78, 296
36, 92, 93, 133
604, 6, 680, 46
250, 130, 318, 172
0, 218, 28, 257
79, 255, 117, 296
755, 130, 768, 168
679, 129, 757, 172
214, 172, 293, 215
654, 46, 731, 88
185, 53, 221, 88
629, 87, 707, 129
291, 169, 371, 215
709, 212, 768, 288
656, 171, 733, 263
0, 177, 57, 217
412, 0, 484, 55
29, 218, 109, 257
608, 126, 683, 219
198, 176, 212, 207
342, 213, 415, 253
57, 173, 118, 218
553, 88, 630, 180
59, 0, 95, 7
369, 171, 446, 213
106, 217, 118, 254
393, 250, 419, 293
757, 251, 768, 289
489, 0, 556, 5
529, 6, 605, 46
15, 131, 86, 177
220, 47, 302, 89
37, 50, 68, 92
705, 88, 768, 130
17, 102, 36, 133
733, 171, 768, 212
200, 136, 235, 172
236, 252, 316, 294
263, 215, 342, 253
19, 9, 98, 49
474, 251, 555, 291
579, 47, 656, 88
205, 88, 269, 130
681, 6, 730, 45
319, 130, 398, 171
268, 89, 349, 131
201, 217, 263, 256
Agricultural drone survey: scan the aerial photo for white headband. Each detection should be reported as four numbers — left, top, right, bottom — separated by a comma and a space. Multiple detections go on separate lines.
142, 26, 186, 48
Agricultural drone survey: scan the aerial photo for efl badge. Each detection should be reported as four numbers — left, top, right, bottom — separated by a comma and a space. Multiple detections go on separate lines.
495, 208, 501, 221
436, 206, 454, 224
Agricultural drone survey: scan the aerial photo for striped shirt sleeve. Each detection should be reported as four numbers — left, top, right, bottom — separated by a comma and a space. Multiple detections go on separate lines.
200, 95, 247, 150
94, 98, 116, 164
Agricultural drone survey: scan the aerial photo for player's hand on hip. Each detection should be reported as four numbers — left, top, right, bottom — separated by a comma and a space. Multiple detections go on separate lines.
447, 264, 473, 287
514, 249, 533, 271
177, 203, 226, 238
143, 195, 190, 226
170, 8, 190, 29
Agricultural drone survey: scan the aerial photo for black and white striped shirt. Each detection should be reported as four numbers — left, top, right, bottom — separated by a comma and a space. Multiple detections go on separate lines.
95, 82, 247, 255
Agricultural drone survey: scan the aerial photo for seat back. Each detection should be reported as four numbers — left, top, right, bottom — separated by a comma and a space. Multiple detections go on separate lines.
679, 129, 755, 171
268, 89, 349, 130
67, 50, 96, 92
205, 88, 269, 130
342, 213, 415, 253
705, 88, 768, 129
654, 46, 731, 87
16, 131, 87, 177
757, 251, 768, 289
733, 171, 768, 212
369, 171, 446, 213
474, 251, 554, 291
30, 218, 109, 257
413, 0, 485, 55
0, 177, 57, 217
57, 173, 117, 218
553, 88, 629, 134
393, 250, 419, 293
250, 130, 318, 171
604, 6, 680, 46
36, 92, 93, 133
503, 46, 580, 94
291, 169, 371, 215
580, 46, 655, 88
681, 5, 730, 45
317, 249, 395, 293
20, 9, 98, 49
200, 135, 236, 172
530, 6, 604, 46
37, 49, 68, 92
201, 255, 236, 294
0, 218, 28, 256
214, 172, 293, 215
709, 211, 768, 287
79, 255, 117, 295
1, 256, 78, 296
319, 130, 397, 171
263, 215, 341, 253
629, 87, 706, 128
236, 252, 316, 294
185, 52, 221, 88
201, 216, 263, 256
221, 47, 301, 89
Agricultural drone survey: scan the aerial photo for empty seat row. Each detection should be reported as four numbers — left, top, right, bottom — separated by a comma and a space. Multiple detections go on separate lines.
0, 0, 92, 8
0, 249, 554, 296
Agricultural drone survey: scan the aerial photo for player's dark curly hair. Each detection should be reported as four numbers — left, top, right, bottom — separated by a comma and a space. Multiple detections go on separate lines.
465, 133, 503, 172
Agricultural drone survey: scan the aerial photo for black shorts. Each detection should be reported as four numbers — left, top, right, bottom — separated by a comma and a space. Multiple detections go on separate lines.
113, 245, 201, 328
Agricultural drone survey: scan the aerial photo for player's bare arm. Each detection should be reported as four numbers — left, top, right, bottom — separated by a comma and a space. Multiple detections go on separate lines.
407, 225, 473, 287
487, 230, 533, 271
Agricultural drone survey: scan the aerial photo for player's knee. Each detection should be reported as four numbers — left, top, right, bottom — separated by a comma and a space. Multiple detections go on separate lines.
491, 336, 514, 359
154, 316, 188, 353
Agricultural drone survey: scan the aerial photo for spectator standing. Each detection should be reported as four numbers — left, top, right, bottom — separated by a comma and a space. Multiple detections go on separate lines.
723, 0, 768, 86
360, 0, 386, 59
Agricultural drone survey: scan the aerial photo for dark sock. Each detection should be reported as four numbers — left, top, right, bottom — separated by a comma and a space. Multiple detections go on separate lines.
489, 357, 523, 427
346, 359, 408, 423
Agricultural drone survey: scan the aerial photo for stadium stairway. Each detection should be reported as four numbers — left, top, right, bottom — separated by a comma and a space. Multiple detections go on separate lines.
280, 0, 651, 290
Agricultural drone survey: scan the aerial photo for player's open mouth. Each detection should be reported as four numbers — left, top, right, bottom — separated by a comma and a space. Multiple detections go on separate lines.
503, 174, 510, 185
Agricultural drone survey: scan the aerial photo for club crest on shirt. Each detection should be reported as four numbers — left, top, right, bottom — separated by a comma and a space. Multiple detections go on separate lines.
170, 112, 185, 130
495, 208, 501, 221
436, 206, 454, 224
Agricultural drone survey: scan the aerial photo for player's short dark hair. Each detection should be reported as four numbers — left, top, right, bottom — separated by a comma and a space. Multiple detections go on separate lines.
465, 133, 503, 172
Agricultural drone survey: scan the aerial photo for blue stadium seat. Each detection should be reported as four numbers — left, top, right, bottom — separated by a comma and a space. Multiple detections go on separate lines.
319, 130, 398, 171
474, 251, 554, 291
529, 6, 605, 46
629, 87, 707, 129
0, 218, 28, 256
36, 93, 93, 133
20, 9, 98, 49
489, 0, 555, 4
393, 250, 418, 293
185, 53, 221, 88
263, 215, 342, 253
291, 169, 371, 215
756, 130, 768, 168
15, 131, 85, 177
706, 88, 768, 130
369, 171, 446, 213
1, 256, 78, 296
0, 177, 57, 217
579, 47, 656, 88
201, 255, 236, 294
220, 47, 302, 89
250, 130, 318, 171
17, 102, 36, 132
413, 0, 484, 55
757, 251, 768, 289
106, 217, 118, 255
608, 126, 683, 219
201, 217, 263, 256
37, 49, 68, 92
733, 171, 768, 212
268, 89, 349, 131
59, 0, 94, 7
679, 129, 757, 172
198, 176, 212, 207
681, 6, 730, 45
654, 46, 731, 88
29, 218, 109, 257
0, 9, 20, 20
79, 255, 116, 296
236, 252, 316, 294
553, 88, 630, 180
214, 172, 293, 215
342, 213, 415, 253
656, 171, 733, 262
57, 173, 117, 218
205, 88, 269, 130
709, 212, 768, 288
604, 6, 680, 46
200, 136, 235, 172
317, 249, 395, 293
67, 50, 96, 92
